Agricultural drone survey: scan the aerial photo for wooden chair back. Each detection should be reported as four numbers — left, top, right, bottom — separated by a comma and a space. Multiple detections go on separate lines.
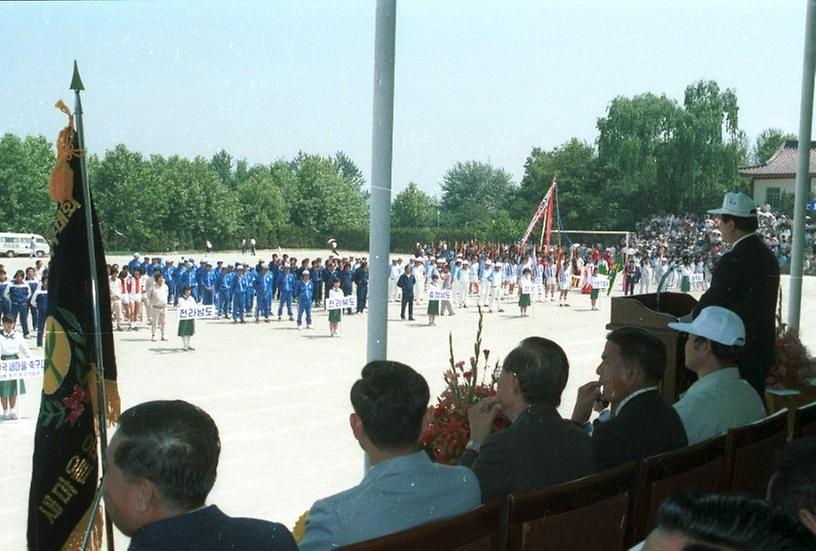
793, 401, 816, 439
506, 462, 635, 551
629, 435, 726, 543
722, 410, 788, 496
338, 501, 502, 551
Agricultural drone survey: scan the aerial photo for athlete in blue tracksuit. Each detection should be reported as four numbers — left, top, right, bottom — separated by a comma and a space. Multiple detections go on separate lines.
25, 269, 39, 330
5, 271, 32, 337
254, 265, 274, 322
182, 262, 199, 302
276, 266, 295, 320
217, 266, 233, 318
243, 267, 256, 313
295, 271, 314, 328
199, 263, 217, 305
231, 267, 248, 322
127, 254, 142, 275
163, 261, 177, 305
0, 271, 9, 318
339, 264, 354, 315
353, 262, 369, 314
310, 261, 325, 307
31, 277, 49, 347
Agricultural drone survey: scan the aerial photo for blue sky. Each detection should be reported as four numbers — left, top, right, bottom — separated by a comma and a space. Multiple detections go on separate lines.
1, 1, 809, 197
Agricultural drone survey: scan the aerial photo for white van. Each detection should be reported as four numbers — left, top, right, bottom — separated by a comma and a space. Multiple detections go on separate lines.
0, 233, 50, 257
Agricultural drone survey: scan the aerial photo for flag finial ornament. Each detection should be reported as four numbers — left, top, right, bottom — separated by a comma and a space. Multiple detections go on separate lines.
70, 60, 84, 91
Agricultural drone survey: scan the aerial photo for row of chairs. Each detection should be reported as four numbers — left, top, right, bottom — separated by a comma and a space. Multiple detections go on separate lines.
341, 401, 816, 551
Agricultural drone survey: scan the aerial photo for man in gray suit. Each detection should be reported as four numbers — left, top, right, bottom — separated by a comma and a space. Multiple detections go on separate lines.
299, 361, 480, 550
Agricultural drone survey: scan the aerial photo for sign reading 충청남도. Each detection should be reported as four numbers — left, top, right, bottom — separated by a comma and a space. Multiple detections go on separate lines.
0, 356, 45, 381
326, 296, 357, 310
427, 289, 452, 301
177, 304, 217, 320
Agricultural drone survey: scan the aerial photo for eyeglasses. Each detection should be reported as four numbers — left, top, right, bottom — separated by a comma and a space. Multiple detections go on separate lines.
492, 364, 515, 383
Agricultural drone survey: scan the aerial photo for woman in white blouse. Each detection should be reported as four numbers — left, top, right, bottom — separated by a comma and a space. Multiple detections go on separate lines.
0, 315, 31, 419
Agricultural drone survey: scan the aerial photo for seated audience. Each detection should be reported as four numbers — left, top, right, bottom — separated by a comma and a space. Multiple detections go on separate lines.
643, 492, 816, 550
299, 361, 480, 550
461, 340, 595, 503
572, 327, 687, 471
668, 306, 767, 444
104, 400, 297, 551
768, 437, 816, 535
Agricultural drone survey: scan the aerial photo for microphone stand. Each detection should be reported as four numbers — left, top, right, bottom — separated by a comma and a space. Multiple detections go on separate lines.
655, 261, 677, 313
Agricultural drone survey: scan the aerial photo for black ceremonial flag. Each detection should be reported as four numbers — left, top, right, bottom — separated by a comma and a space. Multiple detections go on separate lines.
27, 101, 120, 550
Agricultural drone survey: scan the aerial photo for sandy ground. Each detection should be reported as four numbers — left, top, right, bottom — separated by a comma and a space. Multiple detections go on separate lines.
2, 249, 815, 549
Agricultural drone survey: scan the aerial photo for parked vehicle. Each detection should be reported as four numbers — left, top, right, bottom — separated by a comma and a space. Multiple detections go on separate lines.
0, 233, 50, 257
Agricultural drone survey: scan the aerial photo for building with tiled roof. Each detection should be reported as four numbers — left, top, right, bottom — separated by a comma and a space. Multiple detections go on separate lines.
739, 140, 816, 208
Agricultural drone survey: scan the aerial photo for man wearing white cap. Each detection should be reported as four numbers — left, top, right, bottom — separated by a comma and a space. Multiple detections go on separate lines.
691, 192, 779, 396
668, 306, 767, 445
479, 259, 493, 307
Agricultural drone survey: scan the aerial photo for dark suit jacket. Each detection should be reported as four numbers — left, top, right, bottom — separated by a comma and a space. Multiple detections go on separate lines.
591, 389, 687, 472
693, 234, 779, 395
460, 405, 596, 503
127, 505, 297, 551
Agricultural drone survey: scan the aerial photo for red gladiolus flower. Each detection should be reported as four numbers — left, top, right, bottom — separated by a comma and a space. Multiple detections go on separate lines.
483, 349, 490, 359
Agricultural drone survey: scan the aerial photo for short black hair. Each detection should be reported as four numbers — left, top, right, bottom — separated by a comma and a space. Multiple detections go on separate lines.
653, 492, 816, 550
768, 437, 816, 519
721, 213, 759, 233
691, 336, 742, 366
517, 337, 569, 407
2, 315, 14, 324
112, 400, 220, 511
350, 361, 429, 451
606, 327, 666, 384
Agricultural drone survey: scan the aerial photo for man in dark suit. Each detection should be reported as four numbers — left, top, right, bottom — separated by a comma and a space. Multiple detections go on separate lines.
104, 400, 297, 551
572, 327, 687, 472
693, 192, 779, 396
461, 339, 595, 503
396, 265, 416, 320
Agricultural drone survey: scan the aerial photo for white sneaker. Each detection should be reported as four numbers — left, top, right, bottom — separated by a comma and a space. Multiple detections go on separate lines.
307, 325, 312, 329
9, 412, 17, 420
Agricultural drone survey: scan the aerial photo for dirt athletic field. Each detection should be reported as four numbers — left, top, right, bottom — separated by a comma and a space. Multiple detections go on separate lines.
2, 249, 813, 549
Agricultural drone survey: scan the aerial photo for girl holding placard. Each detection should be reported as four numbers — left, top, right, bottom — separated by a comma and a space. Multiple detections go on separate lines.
427, 274, 441, 326
518, 268, 532, 316
328, 278, 343, 336
177, 286, 196, 351
0, 315, 30, 419
590, 257, 608, 311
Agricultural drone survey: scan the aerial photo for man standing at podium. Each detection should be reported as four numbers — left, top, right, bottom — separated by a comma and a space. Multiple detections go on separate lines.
692, 192, 779, 397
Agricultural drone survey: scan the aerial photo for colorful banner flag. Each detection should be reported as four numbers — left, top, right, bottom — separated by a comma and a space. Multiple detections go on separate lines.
27, 100, 120, 551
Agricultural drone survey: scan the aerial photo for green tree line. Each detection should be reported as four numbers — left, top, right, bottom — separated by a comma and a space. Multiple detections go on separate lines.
0, 79, 790, 253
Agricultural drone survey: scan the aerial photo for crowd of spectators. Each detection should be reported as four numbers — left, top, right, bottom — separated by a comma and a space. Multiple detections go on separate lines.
630, 206, 816, 275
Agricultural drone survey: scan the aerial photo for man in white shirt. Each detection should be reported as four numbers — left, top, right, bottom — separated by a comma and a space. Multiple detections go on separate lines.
668, 306, 767, 445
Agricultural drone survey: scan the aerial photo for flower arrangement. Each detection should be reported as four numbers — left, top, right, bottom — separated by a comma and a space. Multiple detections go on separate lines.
767, 288, 815, 389
420, 306, 508, 464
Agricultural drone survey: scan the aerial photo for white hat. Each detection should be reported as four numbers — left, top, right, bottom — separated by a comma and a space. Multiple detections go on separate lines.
707, 192, 757, 218
134, 253, 140, 258
485, 259, 493, 265
462, 260, 470, 265
302, 270, 310, 276
668, 306, 745, 346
